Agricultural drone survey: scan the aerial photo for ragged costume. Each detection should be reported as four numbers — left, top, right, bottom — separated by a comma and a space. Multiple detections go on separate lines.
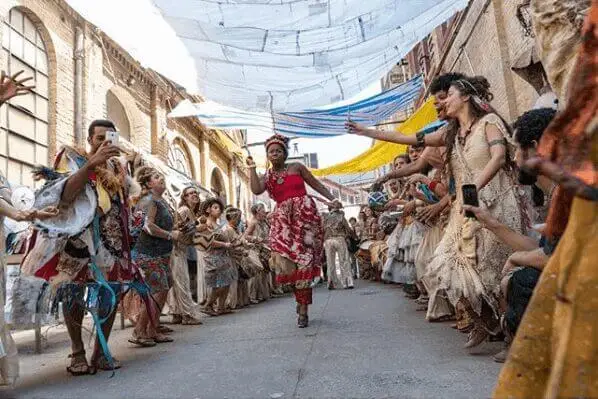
19, 146, 149, 364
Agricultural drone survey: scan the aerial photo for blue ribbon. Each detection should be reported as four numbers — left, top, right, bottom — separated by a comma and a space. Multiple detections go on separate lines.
87, 215, 117, 376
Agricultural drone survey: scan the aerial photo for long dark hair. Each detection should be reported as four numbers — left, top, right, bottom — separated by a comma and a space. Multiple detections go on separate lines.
443, 76, 515, 178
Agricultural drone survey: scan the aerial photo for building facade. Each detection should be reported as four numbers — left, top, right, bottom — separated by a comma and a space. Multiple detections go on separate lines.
396, 0, 551, 120
0, 0, 252, 212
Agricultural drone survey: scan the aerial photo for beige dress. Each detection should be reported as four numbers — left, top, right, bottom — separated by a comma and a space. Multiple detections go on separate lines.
245, 219, 271, 302
424, 114, 526, 318
167, 206, 203, 320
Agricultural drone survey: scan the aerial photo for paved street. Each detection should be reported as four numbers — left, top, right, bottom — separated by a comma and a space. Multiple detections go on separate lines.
6, 281, 501, 398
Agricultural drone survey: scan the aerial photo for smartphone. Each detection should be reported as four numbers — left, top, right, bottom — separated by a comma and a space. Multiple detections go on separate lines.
105, 131, 119, 146
461, 184, 479, 218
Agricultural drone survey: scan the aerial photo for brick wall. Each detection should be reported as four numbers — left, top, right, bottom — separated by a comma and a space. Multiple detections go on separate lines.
406, 0, 540, 122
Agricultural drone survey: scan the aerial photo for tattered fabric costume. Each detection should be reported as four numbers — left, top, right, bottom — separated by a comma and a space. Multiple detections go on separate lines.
18, 146, 151, 368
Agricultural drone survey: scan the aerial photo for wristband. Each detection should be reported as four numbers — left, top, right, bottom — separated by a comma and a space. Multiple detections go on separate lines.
429, 180, 439, 192
415, 131, 426, 147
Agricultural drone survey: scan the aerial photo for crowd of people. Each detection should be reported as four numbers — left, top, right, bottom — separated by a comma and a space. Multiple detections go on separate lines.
344, 1, 597, 397
0, 1, 595, 398
0, 81, 341, 383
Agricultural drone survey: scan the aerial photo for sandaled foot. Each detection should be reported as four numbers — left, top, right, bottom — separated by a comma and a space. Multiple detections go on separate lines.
153, 334, 174, 344
297, 314, 309, 328
128, 337, 157, 347
91, 356, 122, 371
464, 326, 489, 349
67, 351, 93, 376
182, 317, 203, 325
171, 314, 183, 324
217, 309, 234, 315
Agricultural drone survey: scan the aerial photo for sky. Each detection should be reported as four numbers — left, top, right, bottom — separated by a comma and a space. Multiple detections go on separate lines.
66, 0, 378, 168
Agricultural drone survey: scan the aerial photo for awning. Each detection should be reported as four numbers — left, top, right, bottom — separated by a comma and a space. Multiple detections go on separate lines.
311, 98, 440, 176
151, 0, 468, 112
169, 75, 424, 138
211, 130, 245, 157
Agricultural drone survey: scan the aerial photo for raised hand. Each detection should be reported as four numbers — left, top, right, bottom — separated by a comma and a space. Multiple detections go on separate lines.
0, 70, 35, 105
345, 121, 368, 136
88, 141, 121, 168
246, 156, 257, 168
415, 202, 443, 224
407, 174, 430, 186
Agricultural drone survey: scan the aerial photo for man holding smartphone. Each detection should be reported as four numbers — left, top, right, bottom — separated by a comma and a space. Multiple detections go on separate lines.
21, 119, 139, 375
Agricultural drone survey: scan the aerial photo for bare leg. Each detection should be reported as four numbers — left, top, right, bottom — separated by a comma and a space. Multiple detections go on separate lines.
63, 298, 85, 355
133, 300, 153, 339
90, 297, 119, 363
149, 291, 169, 338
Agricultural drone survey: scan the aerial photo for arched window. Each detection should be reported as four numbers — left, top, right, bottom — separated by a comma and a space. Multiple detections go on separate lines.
210, 168, 226, 203
167, 138, 193, 178
0, 8, 49, 188
106, 90, 131, 141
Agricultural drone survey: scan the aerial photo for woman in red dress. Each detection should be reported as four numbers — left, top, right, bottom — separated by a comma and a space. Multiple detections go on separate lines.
248, 134, 339, 327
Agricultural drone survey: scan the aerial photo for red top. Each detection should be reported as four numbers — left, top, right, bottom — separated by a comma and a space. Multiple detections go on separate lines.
266, 172, 307, 204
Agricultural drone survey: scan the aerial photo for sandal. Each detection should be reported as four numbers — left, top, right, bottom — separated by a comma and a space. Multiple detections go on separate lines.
153, 335, 174, 344
171, 314, 183, 324
91, 356, 122, 371
66, 350, 93, 376
297, 314, 309, 328
217, 309, 234, 315
128, 337, 157, 347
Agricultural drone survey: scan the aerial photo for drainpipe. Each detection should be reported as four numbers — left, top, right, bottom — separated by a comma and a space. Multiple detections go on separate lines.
74, 26, 84, 146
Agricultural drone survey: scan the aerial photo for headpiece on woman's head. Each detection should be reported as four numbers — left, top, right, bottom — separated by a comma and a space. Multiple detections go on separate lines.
453, 77, 493, 112
265, 134, 290, 154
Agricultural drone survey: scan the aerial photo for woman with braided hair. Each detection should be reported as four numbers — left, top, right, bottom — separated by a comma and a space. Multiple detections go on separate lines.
247, 134, 340, 328
347, 76, 527, 349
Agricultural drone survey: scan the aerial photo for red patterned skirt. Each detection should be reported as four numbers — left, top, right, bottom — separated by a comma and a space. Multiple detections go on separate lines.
269, 195, 322, 297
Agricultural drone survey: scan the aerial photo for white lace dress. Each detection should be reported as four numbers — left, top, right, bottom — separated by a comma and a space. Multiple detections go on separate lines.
0, 205, 18, 387
424, 114, 527, 317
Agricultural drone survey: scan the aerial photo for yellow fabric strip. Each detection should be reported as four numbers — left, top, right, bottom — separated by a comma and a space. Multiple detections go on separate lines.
311, 98, 438, 176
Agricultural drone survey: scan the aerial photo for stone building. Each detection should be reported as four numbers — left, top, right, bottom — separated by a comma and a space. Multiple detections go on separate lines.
0, 0, 252, 211
386, 0, 554, 121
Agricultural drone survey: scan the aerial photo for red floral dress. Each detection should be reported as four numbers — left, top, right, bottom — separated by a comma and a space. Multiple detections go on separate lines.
266, 170, 322, 303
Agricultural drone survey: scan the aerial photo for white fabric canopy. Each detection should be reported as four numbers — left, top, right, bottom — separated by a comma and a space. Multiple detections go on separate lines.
152, 0, 467, 112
